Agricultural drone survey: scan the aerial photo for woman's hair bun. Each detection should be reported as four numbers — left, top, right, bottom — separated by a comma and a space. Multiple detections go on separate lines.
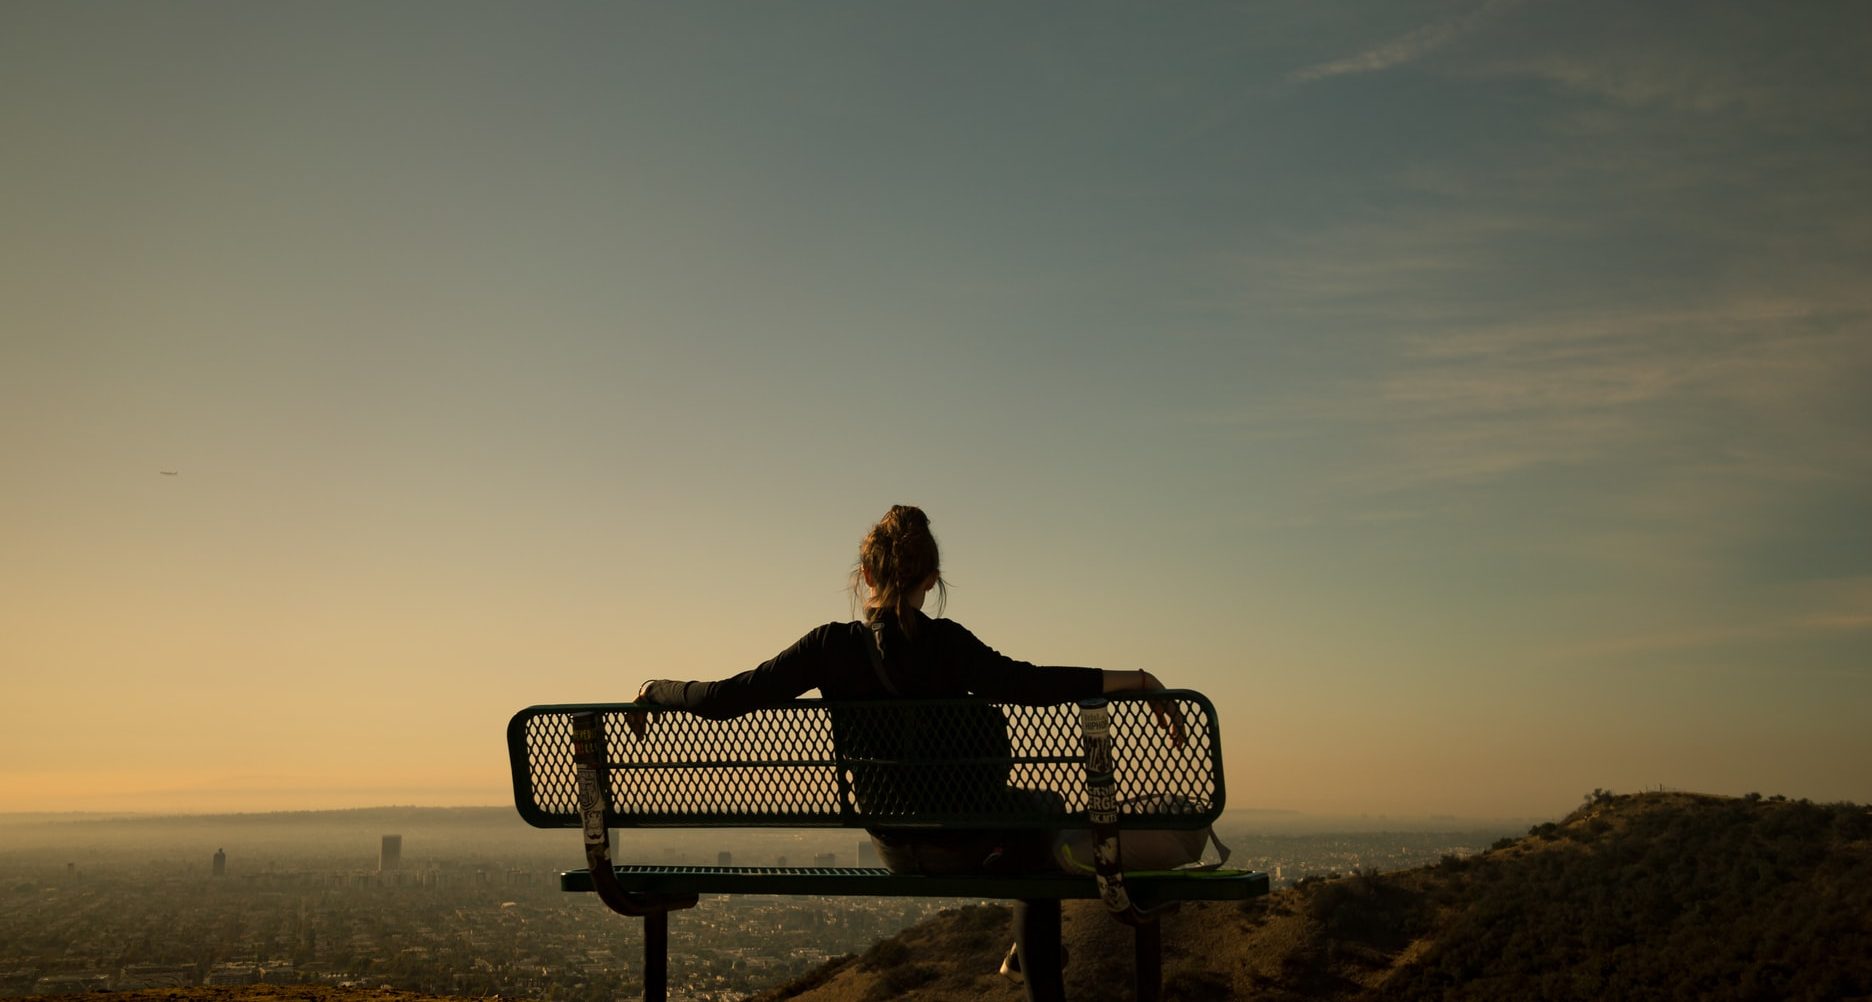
854, 505, 944, 636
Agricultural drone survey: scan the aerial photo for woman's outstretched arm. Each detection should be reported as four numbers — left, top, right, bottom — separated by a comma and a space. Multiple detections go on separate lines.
1101, 667, 1168, 695
632, 624, 838, 720
944, 624, 1182, 742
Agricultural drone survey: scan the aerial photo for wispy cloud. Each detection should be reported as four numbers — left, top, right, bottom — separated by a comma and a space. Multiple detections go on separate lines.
1196, 192, 1872, 559
1290, 0, 1519, 82
1346, 298, 1871, 493
1208, 205, 1588, 334
1541, 576, 1872, 664
1480, 6, 1872, 126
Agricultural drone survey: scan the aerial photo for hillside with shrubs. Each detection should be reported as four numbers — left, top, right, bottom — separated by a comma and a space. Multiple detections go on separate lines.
756, 791, 1872, 1001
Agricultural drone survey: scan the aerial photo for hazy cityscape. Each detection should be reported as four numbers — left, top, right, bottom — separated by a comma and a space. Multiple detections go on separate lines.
0, 807, 1522, 1001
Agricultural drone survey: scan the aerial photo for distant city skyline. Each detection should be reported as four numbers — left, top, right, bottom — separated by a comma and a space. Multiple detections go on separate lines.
3, 1, 1868, 817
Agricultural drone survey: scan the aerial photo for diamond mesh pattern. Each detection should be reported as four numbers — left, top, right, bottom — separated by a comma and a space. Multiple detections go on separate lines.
509, 693, 1222, 830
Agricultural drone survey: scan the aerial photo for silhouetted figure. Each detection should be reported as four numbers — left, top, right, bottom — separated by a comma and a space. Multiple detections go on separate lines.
630, 504, 1179, 875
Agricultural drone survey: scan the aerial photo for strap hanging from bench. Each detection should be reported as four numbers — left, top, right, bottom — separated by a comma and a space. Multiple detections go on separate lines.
570, 711, 697, 918
1079, 698, 1174, 926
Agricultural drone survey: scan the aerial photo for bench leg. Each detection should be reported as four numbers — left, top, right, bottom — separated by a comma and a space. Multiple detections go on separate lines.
1014, 899, 1065, 1002
643, 911, 668, 1002
1134, 919, 1161, 1002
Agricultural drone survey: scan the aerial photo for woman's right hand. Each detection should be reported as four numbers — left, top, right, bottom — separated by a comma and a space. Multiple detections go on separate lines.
1139, 670, 1186, 747
1106, 669, 1185, 747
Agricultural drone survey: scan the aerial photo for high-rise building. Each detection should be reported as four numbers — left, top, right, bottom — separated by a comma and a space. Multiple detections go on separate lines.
717, 851, 733, 866
379, 834, 402, 872
857, 840, 879, 866
213, 849, 226, 877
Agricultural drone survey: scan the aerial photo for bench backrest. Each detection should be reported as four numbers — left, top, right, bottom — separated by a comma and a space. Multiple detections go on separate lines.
507, 692, 1226, 831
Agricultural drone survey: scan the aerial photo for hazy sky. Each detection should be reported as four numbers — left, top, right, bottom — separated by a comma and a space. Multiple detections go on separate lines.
4, 1, 1868, 818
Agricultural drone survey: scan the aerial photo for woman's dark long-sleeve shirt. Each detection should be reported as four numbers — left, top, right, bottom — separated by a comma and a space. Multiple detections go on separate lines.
641, 611, 1103, 717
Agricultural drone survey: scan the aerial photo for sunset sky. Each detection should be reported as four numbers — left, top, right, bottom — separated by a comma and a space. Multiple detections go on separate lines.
4, 1, 1868, 818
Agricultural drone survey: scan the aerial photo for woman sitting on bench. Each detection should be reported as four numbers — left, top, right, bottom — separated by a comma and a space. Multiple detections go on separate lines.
629, 503, 1178, 875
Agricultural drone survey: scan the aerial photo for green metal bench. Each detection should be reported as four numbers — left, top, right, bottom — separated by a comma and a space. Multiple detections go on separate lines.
507, 691, 1267, 1002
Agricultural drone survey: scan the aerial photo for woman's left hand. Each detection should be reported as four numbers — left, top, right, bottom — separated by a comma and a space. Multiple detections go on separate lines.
624, 681, 655, 740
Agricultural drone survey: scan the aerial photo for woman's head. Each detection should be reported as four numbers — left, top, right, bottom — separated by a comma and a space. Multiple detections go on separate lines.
853, 504, 946, 634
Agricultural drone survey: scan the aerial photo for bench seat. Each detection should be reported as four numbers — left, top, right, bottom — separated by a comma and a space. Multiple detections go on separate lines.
563, 864, 1269, 904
